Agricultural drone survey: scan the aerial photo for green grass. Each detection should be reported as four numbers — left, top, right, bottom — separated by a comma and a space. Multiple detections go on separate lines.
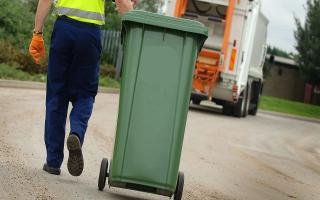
0, 63, 120, 88
0, 63, 46, 82
260, 96, 320, 119
99, 76, 120, 88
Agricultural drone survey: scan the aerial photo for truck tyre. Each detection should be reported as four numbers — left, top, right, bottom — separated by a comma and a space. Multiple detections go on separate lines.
243, 83, 251, 117
233, 87, 247, 118
249, 82, 262, 116
222, 103, 233, 116
192, 98, 201, 105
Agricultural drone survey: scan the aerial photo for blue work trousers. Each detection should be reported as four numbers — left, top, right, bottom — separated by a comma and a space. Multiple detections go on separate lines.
45, 17, 101, 168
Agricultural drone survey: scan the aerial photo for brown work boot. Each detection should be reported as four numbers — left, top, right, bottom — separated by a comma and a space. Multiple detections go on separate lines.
43, 163, 61, 175
67, 134, 84, 176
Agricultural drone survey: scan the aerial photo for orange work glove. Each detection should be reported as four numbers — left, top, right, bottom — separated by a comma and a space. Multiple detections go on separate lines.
29, 34, 45, 64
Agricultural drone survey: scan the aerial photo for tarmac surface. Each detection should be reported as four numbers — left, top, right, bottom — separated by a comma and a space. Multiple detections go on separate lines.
0, 86, 320, 200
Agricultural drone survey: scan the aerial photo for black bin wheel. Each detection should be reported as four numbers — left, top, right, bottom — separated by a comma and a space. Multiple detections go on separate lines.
98, 158, 109, 191
174, 172, 184, 200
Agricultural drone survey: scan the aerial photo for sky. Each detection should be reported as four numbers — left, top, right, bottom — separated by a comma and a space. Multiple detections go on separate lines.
261, 0, 307, 53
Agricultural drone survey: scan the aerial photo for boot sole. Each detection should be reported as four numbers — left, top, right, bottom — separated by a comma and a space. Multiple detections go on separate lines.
67, 135, 84, 176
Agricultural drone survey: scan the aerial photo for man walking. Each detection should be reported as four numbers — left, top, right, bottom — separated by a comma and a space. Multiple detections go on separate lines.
29, 0, 133, 176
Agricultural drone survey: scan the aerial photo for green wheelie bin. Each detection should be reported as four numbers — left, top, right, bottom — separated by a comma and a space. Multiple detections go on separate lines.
98, 10, 208, 200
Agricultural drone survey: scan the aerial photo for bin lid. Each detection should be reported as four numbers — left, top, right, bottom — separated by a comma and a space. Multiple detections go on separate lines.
122, 10, 208, 37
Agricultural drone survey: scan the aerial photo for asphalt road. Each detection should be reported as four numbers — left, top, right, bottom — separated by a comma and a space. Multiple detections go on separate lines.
0, 87, 320, 200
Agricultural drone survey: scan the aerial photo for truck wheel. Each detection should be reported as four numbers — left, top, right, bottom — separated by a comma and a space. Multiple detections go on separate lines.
243, 83, 251, 117
249, 93, 260, 115
173, 172, 184, 200
192, 98, 201, 105
249, 82, 262, 116
222, 104, 233, 116
234, 87, 247, 118
98, 158, 109, 191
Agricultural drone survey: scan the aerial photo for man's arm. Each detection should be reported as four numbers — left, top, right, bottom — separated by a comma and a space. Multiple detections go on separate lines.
29, 0, 52, 64
34, 0, 53, 32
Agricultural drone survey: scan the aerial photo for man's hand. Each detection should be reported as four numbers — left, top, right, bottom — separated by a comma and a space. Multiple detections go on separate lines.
131, 0, 137, 7
115, 0, 134, 16
29, 0, 52, 64
29, 34, 45, 64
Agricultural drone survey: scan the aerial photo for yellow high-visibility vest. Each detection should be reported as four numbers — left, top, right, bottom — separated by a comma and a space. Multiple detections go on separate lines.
53, 0, 105, 25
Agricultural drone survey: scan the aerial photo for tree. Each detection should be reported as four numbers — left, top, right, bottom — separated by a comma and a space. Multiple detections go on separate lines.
103, 1, 122, 30
102, 0, 165, 31
267, 46, 294, 59
0, 0, 54, 48
99, 0, 166, 30
135, 0, 164, 13
0, 0, 55, 72
0, 0, 34, 48
294, 0, 320, 103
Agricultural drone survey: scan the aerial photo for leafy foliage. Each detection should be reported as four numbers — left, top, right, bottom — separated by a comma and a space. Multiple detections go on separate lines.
101, 0, 165, 30
103, 1, 122, 30
267, 46, 294, 59
0, 0, 54, 72
0, 39, 48, 73
0, 0, 34, 49
294, 0, 320, 86
135, 0, 164, 13
0, 0, 165, 74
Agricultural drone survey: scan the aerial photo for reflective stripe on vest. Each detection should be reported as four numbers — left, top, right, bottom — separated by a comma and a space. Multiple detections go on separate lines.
53, 7, 105, 21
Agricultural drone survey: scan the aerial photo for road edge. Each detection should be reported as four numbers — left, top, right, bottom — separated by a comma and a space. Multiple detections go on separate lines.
259, 110, 320, 124
1, 79, 319, 124
0, 79, 120, 94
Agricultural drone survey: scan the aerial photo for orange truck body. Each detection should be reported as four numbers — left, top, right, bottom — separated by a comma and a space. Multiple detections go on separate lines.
164, 0, 269, 117
173, 0, 237, 99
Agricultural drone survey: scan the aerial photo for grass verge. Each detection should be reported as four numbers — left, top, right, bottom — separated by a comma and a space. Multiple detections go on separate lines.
99, 76, 120, 88
260, 96, 320, 119
0, 63, 46, 82
0, 63, 120, 88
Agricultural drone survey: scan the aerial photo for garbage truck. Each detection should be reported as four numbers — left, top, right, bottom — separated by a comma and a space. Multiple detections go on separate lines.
164, 0, 269, 117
